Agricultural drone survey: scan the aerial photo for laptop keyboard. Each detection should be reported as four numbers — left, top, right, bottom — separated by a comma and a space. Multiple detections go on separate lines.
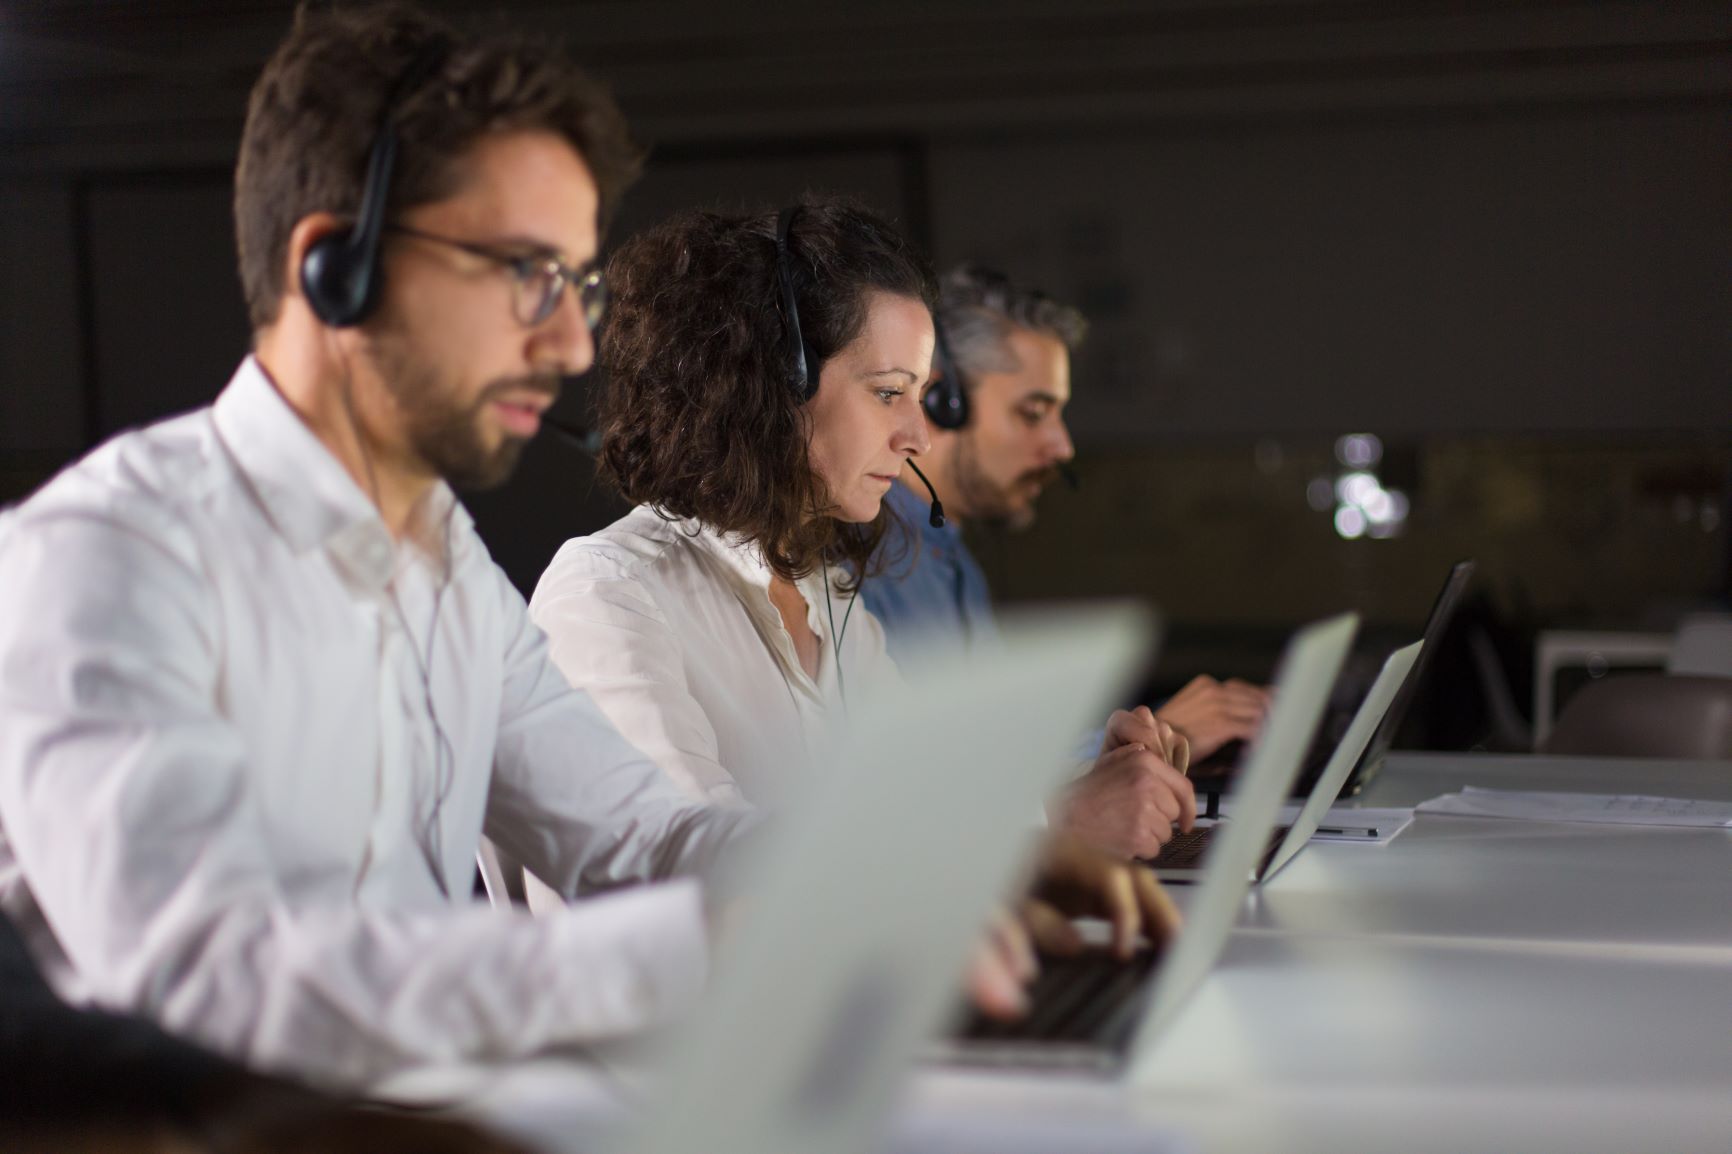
1146, 826, 1215, 869
957, 948, 1161, 1045
1144, 823, 1294, 872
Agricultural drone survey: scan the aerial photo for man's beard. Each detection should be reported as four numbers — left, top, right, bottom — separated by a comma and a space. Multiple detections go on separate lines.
951, 433, 1057, 532
366, 329, 559, 492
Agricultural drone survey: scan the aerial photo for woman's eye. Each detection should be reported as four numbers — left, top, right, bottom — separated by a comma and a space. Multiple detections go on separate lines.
877, 389, 904, 404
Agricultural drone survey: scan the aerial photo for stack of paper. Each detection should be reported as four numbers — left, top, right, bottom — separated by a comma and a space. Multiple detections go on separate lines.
1416, 786, 1732, 828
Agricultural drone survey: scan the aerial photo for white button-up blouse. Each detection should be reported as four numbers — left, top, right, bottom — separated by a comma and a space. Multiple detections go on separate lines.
0, 359, 755, 1089
529, 506, 900, 808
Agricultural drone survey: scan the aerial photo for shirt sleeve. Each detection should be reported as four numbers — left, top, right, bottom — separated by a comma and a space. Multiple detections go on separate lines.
527, 545, 747, 805
0, 511, 711, 1090
485, 561, 759, 895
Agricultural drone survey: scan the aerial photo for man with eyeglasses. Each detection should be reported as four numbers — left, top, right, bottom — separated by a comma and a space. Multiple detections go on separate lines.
0, 0, 1182, 1100
0, 5, 752, 1092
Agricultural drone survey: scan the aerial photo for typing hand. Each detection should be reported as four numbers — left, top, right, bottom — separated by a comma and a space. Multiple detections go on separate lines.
1154, 675, 1271, 761
964, 908, 1039, 1020
1028, 832, 1182, 960
963, 840, 1182, 1020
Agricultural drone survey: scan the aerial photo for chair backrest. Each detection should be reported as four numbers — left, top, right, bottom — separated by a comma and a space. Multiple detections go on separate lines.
1669, 614, 1732, 678
1541, 674, 1732, 759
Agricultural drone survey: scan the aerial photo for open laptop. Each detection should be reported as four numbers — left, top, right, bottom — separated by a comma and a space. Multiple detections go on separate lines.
1146, 639, 1421, 884
618, 605, 1160, 1154
1191, 559, 1474, 801
937, 612, 1358, 1075
1334, 559, 1474, 797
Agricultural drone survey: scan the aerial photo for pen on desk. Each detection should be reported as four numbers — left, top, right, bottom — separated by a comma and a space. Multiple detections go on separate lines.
1314, 825, 1380, 838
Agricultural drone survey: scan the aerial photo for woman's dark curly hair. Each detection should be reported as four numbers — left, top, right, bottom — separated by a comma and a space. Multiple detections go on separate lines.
595, 197, 935, 587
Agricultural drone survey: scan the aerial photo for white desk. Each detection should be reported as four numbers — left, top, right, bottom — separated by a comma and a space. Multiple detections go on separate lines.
907, 1077, 1732, 1154
436, 750, 1732, 1153
1239, 751, 1732, 950
1357, 751, 1732, 807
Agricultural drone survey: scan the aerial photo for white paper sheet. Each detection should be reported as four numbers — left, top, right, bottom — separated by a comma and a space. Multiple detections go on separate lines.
1416, 786, 1732, 828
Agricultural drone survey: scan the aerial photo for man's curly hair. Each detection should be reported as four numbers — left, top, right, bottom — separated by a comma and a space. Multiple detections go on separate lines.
595, 197, 935, 588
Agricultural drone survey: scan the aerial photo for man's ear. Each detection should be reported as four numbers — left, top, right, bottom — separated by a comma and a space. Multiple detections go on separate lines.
284, 212, 352, 309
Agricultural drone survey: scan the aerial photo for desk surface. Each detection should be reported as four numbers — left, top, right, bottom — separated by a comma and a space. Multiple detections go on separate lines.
1242, 751, 1732, 951
444, 751, 1732, 1154
1358, 751, 1732, 807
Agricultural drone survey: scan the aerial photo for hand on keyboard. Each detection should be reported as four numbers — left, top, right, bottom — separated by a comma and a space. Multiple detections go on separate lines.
1155, 674, 1271, 761
1027, 832, 1182, 959
965, 908, 1041, 1020
963, 834, 1180, 1020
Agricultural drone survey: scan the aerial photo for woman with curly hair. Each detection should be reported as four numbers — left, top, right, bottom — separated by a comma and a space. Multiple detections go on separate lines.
529, 198, 933, 806
522, 197, 1184, 1002
532, 194, 1190, 808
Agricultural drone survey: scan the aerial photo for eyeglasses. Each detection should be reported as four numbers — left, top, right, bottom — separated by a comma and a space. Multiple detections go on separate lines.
385, 223, 607, 331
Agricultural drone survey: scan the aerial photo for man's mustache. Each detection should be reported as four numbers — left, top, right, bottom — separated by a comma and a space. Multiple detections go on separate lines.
476, 374, 562, 408
1019, 465, 1061, 489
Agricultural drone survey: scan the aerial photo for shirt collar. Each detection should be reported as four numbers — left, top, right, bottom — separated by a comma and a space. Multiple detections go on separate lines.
675, 514, 830, 632
680, 516, 779, 596
212, 356, 470, 588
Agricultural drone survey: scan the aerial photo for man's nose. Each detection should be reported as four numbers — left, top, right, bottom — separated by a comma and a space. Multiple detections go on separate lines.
530, 288, 596, 377
1045, 415, 1075, 464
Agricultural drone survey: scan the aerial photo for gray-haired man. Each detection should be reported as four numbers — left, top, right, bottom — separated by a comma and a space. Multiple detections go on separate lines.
865, 266, 1269, 858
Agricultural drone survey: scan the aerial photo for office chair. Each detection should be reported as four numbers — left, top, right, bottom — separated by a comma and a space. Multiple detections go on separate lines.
1541, 674, 1732, 760
1668, 614, 1732, 679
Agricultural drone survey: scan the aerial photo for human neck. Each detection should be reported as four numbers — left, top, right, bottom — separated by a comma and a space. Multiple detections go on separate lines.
255, 326, 435, 540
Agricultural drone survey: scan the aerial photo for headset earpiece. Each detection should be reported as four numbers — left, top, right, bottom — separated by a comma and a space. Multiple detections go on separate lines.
298, 41, 448, 329
302, 225, 381, 328
922, 316, 969, 431
774, 205, 822, 403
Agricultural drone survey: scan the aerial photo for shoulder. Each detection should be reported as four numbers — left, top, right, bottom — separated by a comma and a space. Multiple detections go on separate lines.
3, 411, 228, 575
530, 506, 698, 614
0, 415, 234, 668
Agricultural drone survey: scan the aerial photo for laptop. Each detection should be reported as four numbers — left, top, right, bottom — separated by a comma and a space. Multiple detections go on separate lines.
1192, 559, 1474, 801
938, 612, 1358, 1075
1146, 639, 1421, 884
1335, 559, 1474, 798
619, 604, 1159, 1154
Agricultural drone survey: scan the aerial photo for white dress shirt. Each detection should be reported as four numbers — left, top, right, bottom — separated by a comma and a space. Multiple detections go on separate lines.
529, 506, 899, 808
0, 358, 755, 1089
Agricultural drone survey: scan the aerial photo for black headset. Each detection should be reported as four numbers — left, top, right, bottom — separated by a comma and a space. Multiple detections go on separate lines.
773, 205, 824, 403
300, 41, 451, 328
922, 316, 970, 431
295, 39, 462, 892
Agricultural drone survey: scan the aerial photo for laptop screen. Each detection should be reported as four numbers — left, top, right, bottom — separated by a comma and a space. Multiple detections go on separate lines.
1344, 559, 1476, 794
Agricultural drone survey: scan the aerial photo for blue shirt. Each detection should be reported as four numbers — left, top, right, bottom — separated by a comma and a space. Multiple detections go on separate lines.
861, 480, 1000, 666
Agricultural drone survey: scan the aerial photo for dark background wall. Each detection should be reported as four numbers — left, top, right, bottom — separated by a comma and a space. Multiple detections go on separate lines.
3, 1, 1730, 745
